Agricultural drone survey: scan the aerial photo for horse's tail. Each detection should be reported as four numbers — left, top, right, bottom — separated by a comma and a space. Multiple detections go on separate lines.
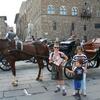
45, 44, 51, 72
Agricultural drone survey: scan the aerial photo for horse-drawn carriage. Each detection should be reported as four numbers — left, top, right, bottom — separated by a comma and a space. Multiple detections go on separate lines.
64, 38, 100, 79
0, 38, 49, 71
0, 37, 100, 85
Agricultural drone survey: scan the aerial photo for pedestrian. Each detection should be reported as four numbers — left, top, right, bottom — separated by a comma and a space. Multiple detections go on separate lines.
72, 59, 85, 96
49, 42, 68, 96
72, 46, 88, 96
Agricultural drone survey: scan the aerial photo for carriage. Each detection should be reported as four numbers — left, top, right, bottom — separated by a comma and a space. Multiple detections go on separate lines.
64, 38, 100, 79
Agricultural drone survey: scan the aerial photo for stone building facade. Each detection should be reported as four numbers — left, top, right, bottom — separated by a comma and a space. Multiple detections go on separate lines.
0, 16, 8, 38
16, 0, 100, 41
15, 1, 27, 41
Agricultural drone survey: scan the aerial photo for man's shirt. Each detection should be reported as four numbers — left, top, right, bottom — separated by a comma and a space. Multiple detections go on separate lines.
49, 51, 65, 66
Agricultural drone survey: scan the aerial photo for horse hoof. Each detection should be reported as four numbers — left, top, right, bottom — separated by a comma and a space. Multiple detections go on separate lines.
39, 79, 43, 81
12, 81, 18, 87
36, 78, 39, 81
36, 78, 43, 82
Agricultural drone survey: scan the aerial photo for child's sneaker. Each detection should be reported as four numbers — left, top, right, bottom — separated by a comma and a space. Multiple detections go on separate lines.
72, 93, 77, 96
73, 93, 79, 96
83, 93, 87, 97
62, 90, 67, 96
54, 87, 60, 93
81, 90, 87, 96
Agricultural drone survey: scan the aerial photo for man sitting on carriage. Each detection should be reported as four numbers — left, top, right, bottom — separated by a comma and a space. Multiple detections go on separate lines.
5, 29, 23, 50
5, 29, 18, 41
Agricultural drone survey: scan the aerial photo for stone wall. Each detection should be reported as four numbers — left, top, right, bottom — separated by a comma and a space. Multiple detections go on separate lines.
17, 0, 100, 41
0, 17, 8, 38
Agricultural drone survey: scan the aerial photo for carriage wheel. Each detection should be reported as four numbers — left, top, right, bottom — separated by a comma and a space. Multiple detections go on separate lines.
47, 64, 52, 72
64, 60, 74, 79
26, 57, 37, 63
88, 59, 99, 68
84, 49, 99, 68
0, 57, 11, 71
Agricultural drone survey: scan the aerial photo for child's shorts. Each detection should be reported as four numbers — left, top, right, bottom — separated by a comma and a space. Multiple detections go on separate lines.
74, 80, 81, 90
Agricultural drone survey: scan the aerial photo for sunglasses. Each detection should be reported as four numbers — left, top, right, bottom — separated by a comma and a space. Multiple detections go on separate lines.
54, 47, 59, 49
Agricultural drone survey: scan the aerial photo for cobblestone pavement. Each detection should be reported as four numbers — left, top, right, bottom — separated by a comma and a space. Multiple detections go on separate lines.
0, 61, 100, 100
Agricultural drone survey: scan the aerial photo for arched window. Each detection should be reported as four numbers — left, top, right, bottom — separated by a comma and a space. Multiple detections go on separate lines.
48, 5, 55, 14
60, 6, 67, 15
72, 7, 78, 16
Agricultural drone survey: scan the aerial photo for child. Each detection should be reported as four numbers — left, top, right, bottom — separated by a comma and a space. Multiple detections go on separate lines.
72, 59, 85, 96
49, 42, 68, 96
72, 46, 88, 96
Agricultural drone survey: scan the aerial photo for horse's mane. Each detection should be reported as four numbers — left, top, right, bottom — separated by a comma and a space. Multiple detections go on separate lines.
33, 41, 45, 46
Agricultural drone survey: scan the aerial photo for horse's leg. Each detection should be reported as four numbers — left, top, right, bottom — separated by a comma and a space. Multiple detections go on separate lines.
10, 61, 18, 86
36, 59, 44, 81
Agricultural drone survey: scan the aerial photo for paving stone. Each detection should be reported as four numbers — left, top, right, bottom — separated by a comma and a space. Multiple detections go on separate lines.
0, 92, 3, 99
16, 92, 73, 100
0, 83, 31, 92
0, 97, 16, 100
4, 89, 25, 98
27, 86, 46, 95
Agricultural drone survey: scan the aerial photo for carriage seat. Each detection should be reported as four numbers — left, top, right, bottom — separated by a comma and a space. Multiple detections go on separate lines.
85, 49, 98, 52
83, 38, 100, 53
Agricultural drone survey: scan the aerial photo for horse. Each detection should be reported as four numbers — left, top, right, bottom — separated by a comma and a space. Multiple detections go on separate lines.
0, 39, 49, 86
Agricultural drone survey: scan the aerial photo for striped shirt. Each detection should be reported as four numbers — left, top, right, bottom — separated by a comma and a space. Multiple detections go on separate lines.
72, 54, 88, 64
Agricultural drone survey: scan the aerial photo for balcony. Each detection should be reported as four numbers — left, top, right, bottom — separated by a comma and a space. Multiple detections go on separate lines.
81, 3, 92, 19
81, 9, 92, 19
